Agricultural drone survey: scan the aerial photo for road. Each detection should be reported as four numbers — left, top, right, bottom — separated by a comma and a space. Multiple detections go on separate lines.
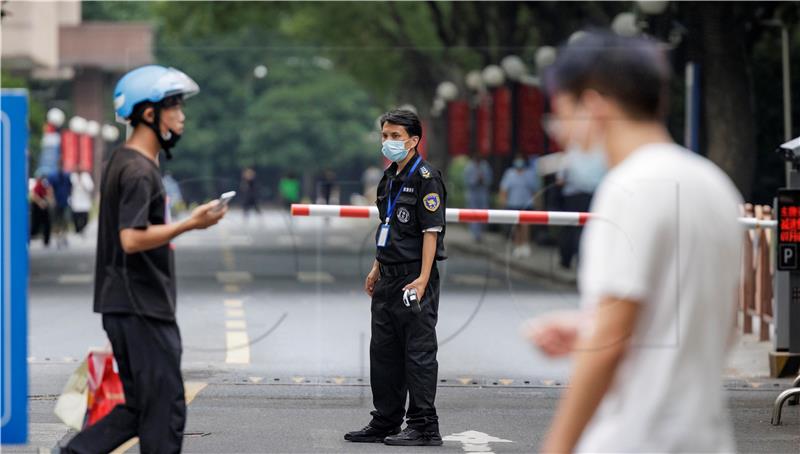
12, 209, 800, 453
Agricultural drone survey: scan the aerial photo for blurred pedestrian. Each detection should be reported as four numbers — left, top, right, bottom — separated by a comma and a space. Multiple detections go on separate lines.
556, 147, 605, 269
162, 171, 184, 218
525, 31, 742, 453
318, 168, 337, 205
30, 175, 53, 247
58, 65, 228, 454
346, 110, 446, 446
48, 165, 72, 248
239, 167, 261, 220
278, 172, 300, 209
463, 153, 492, 242
499, 155, 538, 257
69, 167, 94, 236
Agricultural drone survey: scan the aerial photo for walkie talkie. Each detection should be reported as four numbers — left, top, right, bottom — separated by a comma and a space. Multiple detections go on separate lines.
403, 288, 422, 314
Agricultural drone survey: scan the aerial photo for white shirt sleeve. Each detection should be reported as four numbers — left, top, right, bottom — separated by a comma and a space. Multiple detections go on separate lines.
423, 226, 443, 233
579, 176, 675, 307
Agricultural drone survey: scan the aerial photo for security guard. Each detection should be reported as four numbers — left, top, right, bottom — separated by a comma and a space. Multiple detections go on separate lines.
345, 109, 446, 447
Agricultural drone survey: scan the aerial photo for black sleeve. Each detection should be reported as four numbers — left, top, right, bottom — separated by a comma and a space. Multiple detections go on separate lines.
417, 174, 446, 230
118, 168, 154, 230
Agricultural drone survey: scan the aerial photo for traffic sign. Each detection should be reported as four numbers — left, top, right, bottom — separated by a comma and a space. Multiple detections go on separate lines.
777, 189, 800, 271
1, 90, 29, 444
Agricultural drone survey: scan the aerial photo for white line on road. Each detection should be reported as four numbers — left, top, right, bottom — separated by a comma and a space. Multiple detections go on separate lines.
226, 308, 245, 318
296, 271, 335, 284
225, 331, 251, 364
216, 271, 253, 284
443, 430, 513, 453
57, 274, 93, 284
224, 299, 243, 309
225, 320, 246, 330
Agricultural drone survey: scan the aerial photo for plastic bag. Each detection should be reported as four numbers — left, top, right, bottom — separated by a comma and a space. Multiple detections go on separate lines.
85, 348, 125, 427
54, 358, 89, 430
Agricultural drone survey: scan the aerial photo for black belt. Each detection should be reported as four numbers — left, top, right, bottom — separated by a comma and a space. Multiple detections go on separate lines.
379, 261, 422, 277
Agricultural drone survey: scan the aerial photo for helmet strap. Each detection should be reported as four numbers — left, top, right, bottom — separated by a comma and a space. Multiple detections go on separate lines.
142, 104, 181, 160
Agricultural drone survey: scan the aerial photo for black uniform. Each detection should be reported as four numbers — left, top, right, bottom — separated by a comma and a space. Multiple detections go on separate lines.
64, 148, 185, 454
369, 153, 446, 433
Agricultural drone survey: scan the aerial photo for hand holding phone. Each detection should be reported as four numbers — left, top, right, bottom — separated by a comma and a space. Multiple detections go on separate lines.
211, 191, 236, 213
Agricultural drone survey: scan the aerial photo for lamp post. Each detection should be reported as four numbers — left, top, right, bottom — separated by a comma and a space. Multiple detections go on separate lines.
501, 55, 528, 160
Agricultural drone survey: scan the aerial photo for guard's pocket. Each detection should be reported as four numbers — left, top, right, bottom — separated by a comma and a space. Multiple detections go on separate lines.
395, 194, 417, 226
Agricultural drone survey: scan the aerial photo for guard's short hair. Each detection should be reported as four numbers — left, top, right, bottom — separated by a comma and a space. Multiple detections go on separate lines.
545, 30, 671, 120
380, 109, 423, 140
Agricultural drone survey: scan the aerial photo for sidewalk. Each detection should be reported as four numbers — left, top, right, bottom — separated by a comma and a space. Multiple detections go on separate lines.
445, 224, 578, 286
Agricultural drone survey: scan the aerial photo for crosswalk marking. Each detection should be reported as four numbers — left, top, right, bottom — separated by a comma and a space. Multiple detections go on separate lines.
57, 274, 93, 284
226, 308, 245, 318
224, 299, 243, 308
296, 271, 335, 284
225, 320, 246, 330
225, 331, 251, 364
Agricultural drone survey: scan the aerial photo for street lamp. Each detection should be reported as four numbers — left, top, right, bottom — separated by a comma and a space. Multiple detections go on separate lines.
465, 70, 484, 92
436, 81, 459, 102
612, 12, 640, 37
501, 55, 527, 82
637, 0, 669, 15
481, 65, 505, 88
68, 116, 87, 134
101, 124, 120, 142
568, 31, 587, 45
398, 103, 418, 115
253, 65, 268, 79
46, 108, 65, 128
535, 46, 557, 72
85, 120, 100, 138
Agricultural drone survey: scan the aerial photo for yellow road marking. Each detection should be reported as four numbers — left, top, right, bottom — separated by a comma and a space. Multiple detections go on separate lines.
225, 331, 251, 364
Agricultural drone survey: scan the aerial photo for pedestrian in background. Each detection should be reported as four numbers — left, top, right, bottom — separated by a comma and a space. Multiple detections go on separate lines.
499, 155, 538, 257
525, 30, 742, 453
69, 167, 94, 236
48, 164, 72, 249
556, 147, 604, 269
239, 167, 261, 220
58, 65, 227, 454
279, 172, 301, 209
463, 152, 492, 242
30, 174, 53, 247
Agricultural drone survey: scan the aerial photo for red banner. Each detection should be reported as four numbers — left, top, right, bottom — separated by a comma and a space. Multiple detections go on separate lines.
517, 85, 546, 155
447, 101, 470, 156
492, 87, 512, 156
419, 120, 428, 159
61, 131, 79, 172
79, 135, 94, 172
476, 97, 491, 157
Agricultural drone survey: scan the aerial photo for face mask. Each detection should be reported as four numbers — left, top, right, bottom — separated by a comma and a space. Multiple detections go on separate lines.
513, 158, 526, 169
381, 139, 410, 162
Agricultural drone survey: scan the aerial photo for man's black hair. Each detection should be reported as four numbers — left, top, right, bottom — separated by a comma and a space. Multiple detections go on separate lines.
380, 109, 423, 150
544, 30, 671, 120
128, 94, 183, 128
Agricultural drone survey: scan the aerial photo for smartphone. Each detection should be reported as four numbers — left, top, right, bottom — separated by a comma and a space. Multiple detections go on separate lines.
212, 191, 236, 212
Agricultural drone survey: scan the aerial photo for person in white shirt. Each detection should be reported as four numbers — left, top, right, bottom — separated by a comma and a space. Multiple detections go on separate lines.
525, 30, 743, 453
69, 169, 94, 235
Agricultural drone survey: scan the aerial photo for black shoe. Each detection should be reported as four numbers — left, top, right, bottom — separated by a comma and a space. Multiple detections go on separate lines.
383, 427, 443, 446
344, 425, 400, 443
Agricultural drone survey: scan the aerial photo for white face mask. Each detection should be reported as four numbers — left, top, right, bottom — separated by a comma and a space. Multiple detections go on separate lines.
563, 108, 608, 185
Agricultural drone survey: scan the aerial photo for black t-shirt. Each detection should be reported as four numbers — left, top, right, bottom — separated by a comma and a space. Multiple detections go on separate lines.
375, 154, 447, 265
93, 148, 177, 321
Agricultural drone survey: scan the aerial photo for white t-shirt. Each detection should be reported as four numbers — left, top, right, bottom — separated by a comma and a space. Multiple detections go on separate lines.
576, 143, 743, 453
69, 171, 94, 213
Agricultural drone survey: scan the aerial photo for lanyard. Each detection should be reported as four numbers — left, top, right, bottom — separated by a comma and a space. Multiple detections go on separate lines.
385, 156, 422, 224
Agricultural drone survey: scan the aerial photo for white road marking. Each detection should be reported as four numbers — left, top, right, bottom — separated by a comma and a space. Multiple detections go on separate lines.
226, 308, 245, 319
225, 331, 251, 364
443, 430, 513, 453
296, 271, 335, 284
224, 299, 243, 309
57, 274, 93, 284
225, 320, 246, 330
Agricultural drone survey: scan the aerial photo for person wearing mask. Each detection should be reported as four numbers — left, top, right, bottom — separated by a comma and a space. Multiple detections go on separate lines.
345, 109, 446, 447
499, 156, 539, 257
525, 31, 742, 453
47, 165, 72, 248
556, 147, 605, 268
69, 167, 94, 236
463, 153, 493, 242
57, 65, 228, 453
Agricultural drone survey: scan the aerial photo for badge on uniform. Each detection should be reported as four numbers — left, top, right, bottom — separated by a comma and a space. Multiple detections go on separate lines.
377, 223, 390, 247
396, 207, 411, 223
423, 193, 440, 212
419, 166, 432, 179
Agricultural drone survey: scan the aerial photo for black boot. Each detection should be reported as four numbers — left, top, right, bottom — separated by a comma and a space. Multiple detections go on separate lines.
344, 425, 401, 443
383, 427, 443, 446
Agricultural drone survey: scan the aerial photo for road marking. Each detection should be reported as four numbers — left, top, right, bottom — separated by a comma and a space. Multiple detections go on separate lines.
225, 320, 246, 330
224, 299, 243, 309
216, 271, 252, 284
248, 376, 263, 384
443, 430, 512, 453
226, 308, 245, 318
111, 381, 207, 454
499, 379, 514, 386
333, 377, 346, 385
57, 274, 93, 284
292, 376, 305, 384
296, 271, 335, 284
458, 377, 473, 385
224, 284, 240, 293
225, 331, 251, 364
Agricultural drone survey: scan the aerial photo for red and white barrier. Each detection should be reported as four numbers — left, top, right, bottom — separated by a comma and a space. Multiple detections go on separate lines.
291, 204, 777, 229
291, 204, 588, 226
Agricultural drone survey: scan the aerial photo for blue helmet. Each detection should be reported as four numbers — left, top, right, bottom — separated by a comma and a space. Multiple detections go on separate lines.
113, 65, 199, 123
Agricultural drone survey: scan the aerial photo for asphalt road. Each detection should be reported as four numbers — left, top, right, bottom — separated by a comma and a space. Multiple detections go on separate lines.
12, 209, 800, 453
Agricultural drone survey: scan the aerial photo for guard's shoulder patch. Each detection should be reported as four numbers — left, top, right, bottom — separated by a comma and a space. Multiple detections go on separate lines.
423, 193, 441, 212
419, 165, 432, 179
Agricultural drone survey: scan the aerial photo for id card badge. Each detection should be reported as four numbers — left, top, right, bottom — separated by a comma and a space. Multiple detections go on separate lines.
377, 223, 390, 248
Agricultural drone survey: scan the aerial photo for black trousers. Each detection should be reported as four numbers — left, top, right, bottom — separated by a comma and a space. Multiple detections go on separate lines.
73, 211, 89, 234
559, 192, 593, 268
30, 203, 51, 245
64, 314, 186, 454
369, 266, 440, 432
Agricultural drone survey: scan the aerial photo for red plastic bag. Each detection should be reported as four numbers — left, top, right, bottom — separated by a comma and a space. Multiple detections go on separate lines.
85, 348, 125, 428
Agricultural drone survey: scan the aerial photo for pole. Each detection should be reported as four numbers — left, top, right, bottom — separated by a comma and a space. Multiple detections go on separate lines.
783, 24, 793, 185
